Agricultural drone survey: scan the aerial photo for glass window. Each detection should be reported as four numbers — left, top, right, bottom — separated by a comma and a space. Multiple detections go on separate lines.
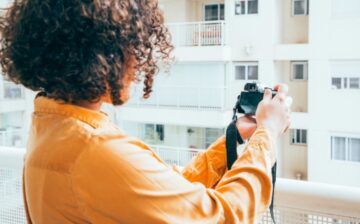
292, 62, 308, 80
332, 137, 346, 161
205, 5, 219, 21
293, 0, 308, 16
235, 63, 258, 80
349, 138, 360, 162
220, 4, 225, 20
294, 64, 304, 79
235, 0, 246, 15
291, 129, 307, 145
235, 0, 258, 15
235, 66, 246, 80
205, 4, 225, 21
248, 65, 258, 80
248, 0, 258, 14
331, 78, 342, 89
349, 77, 360, 89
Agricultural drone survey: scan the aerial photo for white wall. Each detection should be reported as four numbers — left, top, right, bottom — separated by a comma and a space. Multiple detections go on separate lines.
160, 0, 225, 23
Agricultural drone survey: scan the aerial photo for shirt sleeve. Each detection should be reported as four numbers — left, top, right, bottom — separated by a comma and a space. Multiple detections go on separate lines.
181, 135, 228, 188
72, 128, 274, 224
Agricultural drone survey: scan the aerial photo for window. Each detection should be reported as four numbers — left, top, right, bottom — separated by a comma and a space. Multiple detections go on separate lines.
291, 129, 307, 145
292, 0, 309, 16
204, 4, 224, 21
235, 0, 258, 15
291, 61, 308, 80
331, 77, 360, 89
205, 128, 224, 148
144, 124, 164, 143
331, 136, 360, 162
235, 62, 259, 80
349, 77, 360, 89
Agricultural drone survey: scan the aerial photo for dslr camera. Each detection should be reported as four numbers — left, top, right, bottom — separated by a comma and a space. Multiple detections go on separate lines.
234, 83, 277, 116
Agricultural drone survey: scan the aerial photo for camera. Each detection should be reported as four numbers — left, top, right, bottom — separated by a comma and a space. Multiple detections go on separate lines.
234, 83, 277, 115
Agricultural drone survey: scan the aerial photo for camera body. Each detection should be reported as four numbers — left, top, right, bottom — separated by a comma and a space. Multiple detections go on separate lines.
235, 83, 277, 115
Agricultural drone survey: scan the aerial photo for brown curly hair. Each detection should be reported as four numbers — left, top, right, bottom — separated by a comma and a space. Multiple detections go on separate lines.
0, 0, 173, 105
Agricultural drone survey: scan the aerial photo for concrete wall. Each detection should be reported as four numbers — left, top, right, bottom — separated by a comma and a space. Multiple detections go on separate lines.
280, 130, 308, 180
160, 0, 225, 22
274, 61, 308, 112
280, 0, 308, 43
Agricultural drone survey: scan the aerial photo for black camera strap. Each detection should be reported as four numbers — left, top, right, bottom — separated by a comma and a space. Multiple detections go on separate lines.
225, 115, 276, 224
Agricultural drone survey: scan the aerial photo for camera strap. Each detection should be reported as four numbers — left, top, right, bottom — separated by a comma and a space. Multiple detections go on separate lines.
225, 117, 277, 224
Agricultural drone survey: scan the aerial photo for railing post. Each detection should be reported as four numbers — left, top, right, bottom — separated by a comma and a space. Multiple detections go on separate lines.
197, 88, 200, 109
198, 23, 201, 46
221, 21, 225, 46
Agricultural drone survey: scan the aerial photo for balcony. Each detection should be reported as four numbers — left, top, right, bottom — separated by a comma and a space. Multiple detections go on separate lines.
1, 82, 24, 100
127, 85, 226, 111
166, 21, 230, 61
150, 145, 203, 167
0, 82, 26, 113
0, 130, 24, 148
0, 147, 360, 223
168, 21, 226, 47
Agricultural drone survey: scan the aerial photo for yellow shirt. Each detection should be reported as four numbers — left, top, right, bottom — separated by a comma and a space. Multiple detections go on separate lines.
23, 96, 274, 224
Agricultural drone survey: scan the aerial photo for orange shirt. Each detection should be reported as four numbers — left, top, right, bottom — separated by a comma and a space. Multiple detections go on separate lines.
23, 96, 275, 224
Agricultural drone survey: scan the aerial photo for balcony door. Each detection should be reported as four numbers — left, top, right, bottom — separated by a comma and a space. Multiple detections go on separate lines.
204, 3, 225, 21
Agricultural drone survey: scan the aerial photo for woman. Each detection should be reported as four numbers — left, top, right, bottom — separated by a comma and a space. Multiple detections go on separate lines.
0, 0, 290, 223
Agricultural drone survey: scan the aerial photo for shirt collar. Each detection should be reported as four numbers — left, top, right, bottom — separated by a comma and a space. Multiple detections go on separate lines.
34, 96, 110, 129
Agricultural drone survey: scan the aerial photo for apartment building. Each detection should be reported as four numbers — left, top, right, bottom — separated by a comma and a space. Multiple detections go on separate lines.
116, 0, 360, 188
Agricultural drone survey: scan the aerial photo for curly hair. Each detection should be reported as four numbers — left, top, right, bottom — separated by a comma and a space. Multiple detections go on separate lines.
0, 0, 173, 105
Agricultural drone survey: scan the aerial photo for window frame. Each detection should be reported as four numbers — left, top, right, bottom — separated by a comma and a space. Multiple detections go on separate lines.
234, 0, 259, 16
292, 0, 309, 16
331, 134, 360, 163
234, 62, 259, 81
291, 61, 308, 81
203, 3, 225, 21
291, 129, 307, 145
331, 76, 360, 90
144, 124, 165, 143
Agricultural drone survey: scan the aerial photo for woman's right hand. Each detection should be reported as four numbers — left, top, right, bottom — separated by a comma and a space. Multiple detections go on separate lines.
255, 84, 291, 140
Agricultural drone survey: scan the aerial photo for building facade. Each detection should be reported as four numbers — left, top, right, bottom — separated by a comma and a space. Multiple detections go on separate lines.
116, 0, 360, 187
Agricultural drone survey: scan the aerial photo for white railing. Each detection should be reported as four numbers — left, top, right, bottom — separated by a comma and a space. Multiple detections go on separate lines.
0, 130, 24, 148
127, 85, 226, 111
261, 179, 360, 223
0, 147, 26, 224
1, 81, 24, 100
1, 148, 359, 224
167, 21, 226, 47
150, 145, 204, 167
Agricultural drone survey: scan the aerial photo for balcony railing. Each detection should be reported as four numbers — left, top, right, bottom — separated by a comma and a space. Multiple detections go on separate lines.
0, 130, 23, 148
167, 21, 226, 47
150, 145, 204, 167
1, 148, 359, 224
1, 81, 24, 100
0, 147, 26, 224
127, 86, 226, 111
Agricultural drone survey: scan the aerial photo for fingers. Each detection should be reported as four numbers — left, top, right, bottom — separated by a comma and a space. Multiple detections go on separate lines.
263, 88, 272, 101
274, 84, 288, 94
274, 84, 289, 105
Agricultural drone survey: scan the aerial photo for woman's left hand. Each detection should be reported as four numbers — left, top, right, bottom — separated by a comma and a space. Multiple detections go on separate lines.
236, 116, 257, 141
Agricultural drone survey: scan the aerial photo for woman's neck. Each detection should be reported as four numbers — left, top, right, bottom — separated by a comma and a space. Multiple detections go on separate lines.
75, 100, 103, 111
